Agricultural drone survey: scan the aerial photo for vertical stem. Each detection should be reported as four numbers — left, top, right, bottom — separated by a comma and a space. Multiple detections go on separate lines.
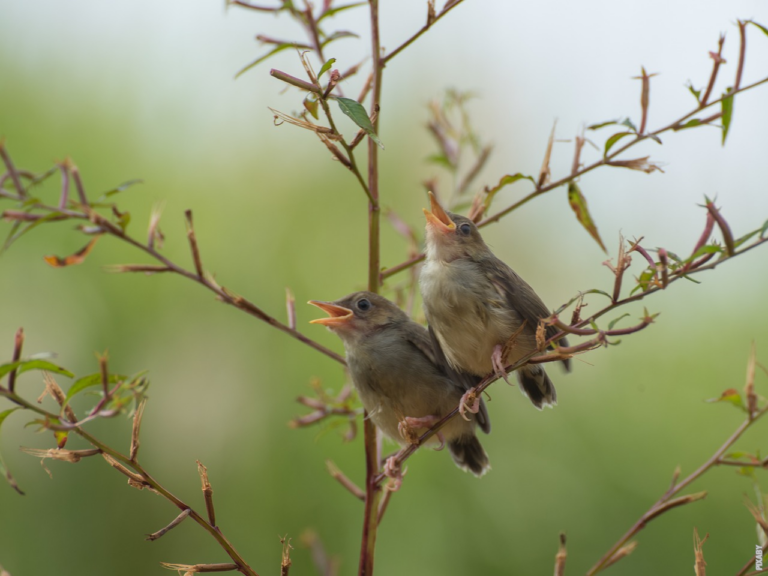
359, 1, 383, 575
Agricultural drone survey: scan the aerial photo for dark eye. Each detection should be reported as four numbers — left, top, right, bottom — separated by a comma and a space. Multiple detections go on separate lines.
356, 298, 371, 311
459, 223, 472, 235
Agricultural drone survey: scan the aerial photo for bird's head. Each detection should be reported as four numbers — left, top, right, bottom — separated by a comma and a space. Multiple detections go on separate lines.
423, 191, 488, 262
308, 291, 405, 343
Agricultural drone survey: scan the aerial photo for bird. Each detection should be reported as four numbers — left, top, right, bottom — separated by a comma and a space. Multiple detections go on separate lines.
420, 191, 570, 410
308, 291, 491, 483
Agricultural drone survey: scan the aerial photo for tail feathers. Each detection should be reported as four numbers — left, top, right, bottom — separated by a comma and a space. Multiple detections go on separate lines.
517, 364, 557, 409
448, 435, 490, 477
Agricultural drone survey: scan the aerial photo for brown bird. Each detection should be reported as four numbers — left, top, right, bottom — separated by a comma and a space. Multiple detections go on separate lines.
420, 192, 570, 410
309, 291, 490, 481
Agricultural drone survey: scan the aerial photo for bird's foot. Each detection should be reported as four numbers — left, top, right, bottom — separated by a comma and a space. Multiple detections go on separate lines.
398, 415, 445, 450
384, 456, 406, 491
492, 344, 513, 385
459, 389, 480, 422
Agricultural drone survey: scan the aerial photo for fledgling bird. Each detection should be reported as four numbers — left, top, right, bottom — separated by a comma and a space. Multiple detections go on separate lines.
420, 192, 570, 409
308, 291, 491, 479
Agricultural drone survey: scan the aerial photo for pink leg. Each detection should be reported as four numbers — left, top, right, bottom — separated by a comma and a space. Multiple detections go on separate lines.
459, 389, 480, 422
492, 344, 512, 385
384, 456, 405, 491
398, 416, 445, 450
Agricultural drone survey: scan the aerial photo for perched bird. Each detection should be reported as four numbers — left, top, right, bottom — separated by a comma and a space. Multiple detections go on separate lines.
309, 291, 491, 479
420, 192, 570, 409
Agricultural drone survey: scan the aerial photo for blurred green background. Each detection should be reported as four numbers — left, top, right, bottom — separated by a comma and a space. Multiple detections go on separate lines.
2, 1, 768, 574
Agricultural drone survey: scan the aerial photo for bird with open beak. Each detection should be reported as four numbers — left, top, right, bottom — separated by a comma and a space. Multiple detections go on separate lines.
309, 291, 491, 484
420, 192, 570, 410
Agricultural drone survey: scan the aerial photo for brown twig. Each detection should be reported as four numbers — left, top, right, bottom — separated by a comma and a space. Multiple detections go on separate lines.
359, 2, 383, 573
378, 74, 768, 280
198, 460, 216, 527
0, 387, 259, 576
701, 34, 726, 107
326, 460, 365, 501
146, 508, 191, 541
587, 406, 768, 575
185, 210, 205, 277
7, 327, 23, 393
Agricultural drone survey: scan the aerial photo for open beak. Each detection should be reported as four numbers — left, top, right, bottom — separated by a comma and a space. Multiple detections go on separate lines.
308, 301, 354, 327
423, 191, 455, 234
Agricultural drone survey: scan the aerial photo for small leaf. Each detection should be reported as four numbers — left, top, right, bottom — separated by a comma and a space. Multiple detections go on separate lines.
317, 1, 366, 22
675, 119, 702, 131
303, 93, 319, 119
687, 83, 702, 103
607, 313, 630, 330
100, 179, 143, 199
706, 388, 746, 411
604, 132, 632, 156
65, 372, 126, 403
587, 119, 619, 130
334, 97, 383, 149
647, 134, 662, 144
721, 87, 733, 145
318, 58, 336, 78
236, 44, 299, 79
621, 118, 638, 132
483, 173, 536, 210
321, 31, 359, 48
1, 210, 66, 254
567, 182, 606, 252
747, 20, 768, 38
635, 269, 656, 293
0, 408, 24, 495
426, 153, 453, 168
0, 359, 74, 380
44, 237, 100, 268
760, 219, 768, 239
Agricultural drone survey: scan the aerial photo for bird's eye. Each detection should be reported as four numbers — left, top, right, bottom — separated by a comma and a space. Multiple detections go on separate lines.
459, 223, 472, 235
356, 298, 372, 311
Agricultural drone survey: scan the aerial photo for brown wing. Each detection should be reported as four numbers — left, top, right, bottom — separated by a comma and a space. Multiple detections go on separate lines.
484, 255, 571, 372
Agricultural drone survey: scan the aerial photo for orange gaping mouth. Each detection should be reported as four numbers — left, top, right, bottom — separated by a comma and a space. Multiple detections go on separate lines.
308, 301, 354, 327
423, 191, 455, 233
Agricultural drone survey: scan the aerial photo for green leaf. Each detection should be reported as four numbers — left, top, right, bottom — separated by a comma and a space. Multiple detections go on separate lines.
675, 119, 702, 131
734, 229, 760, 248
0, 408, 24, 495
303, 93, 319, 120
621, 118, 638, 132
318, 58, 336, 78
236, 44, 298, 79
317, 1, 366, 22
607, 313, 630, 330
706, 388, 746, 411
687, 83, 702, 103
1, 210, 67, 254
604, 132, 632, 156
0, 359, 74, 381
721, 87, 733, 145
747, 20, 768, 38
99, 179, 143, 199
320, 31, 359, 48
426, 153, 454, 169
483, 173, 536, 210
334, 97, 384, 149
636, 269, 656, 293
567, 182, 607, 252
587, 120, 619, 130
760, 219, 768, 239
65, 373, 127, 402
647, 134, 662, 144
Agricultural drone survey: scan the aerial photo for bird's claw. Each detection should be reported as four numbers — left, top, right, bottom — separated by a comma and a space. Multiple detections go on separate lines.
398, 415, 445, 450
384, 456, 406, 491
459, 389, 480, 422
492, 344, 512, 385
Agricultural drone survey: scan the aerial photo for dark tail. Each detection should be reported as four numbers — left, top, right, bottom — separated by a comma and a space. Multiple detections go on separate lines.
448, 435, 490, 477
517, 364, 557, 409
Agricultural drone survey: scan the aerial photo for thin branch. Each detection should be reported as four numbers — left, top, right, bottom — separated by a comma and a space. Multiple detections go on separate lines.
146, 508, 191, 541
7, 327, 23, 393
381, 0, 467, 65
0, 387, 259, 576
378, 74, 768, 280
587, 406, 768, 576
